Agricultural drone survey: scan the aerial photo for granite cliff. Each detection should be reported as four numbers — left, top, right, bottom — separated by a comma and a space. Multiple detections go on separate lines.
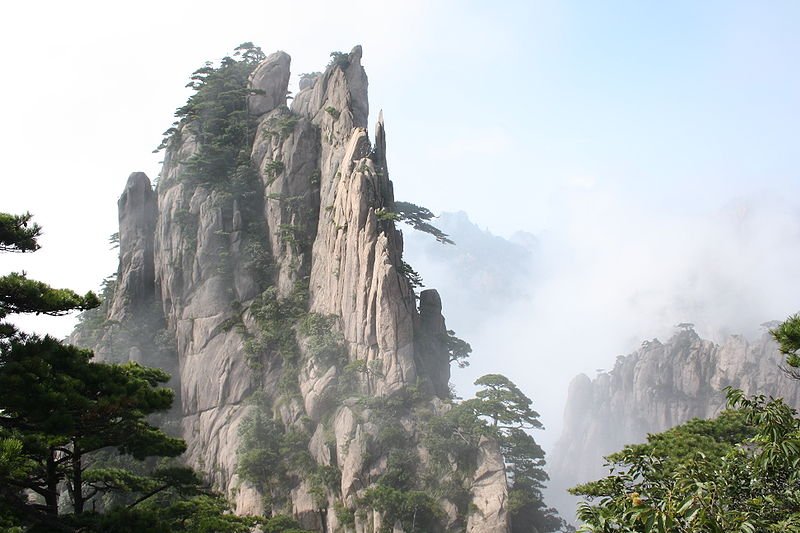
71, 47, 514, 532
548, 326, 800, 519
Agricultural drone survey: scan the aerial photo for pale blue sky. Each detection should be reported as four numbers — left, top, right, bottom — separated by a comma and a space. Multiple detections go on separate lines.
2, 0, 799, 450
383, 1, 800, 231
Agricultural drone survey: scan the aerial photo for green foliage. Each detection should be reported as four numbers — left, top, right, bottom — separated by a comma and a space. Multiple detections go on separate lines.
298, 313, 346, 367
159, 42, 263, 156
604, 410, 751, 480
262, 514, 314, 533
324, 106, 341, 120
0, 213, 256, 530
571, 389, 800, 532
0, 271, 99, 318
178, 57, 257, 187
245, 284, 307, 372
465, 375, 565, 532
398, 260, 424, 290
570, 313, 800, 532
263, 159, 286, 180
374, 208, 399, 222
0, 336, 186, 517
262, 108, 299, 141
236, 399, 326, 514
424, 402, 486, 470
372, 201, 454, 245
394, 201, 454, 245
467, 374, 543, 430
70, 493, 275, 532
278, 223, 307, 254
420, 375, 565, 531
299, 72, 321, 84
772, 313, 800, 376
502, 427, 565, 533
140, 493, 260, 532
353, 393, 459, 530
236, 406, 284, 492
361, 485, 442, 533
0, 271, 99, 338
328, 51, 350, 69
0, 212, 41, 253
233, 41, 266, 63
334, 500, 356, 527
156, 44, 270, 279
445, 329, 471, 368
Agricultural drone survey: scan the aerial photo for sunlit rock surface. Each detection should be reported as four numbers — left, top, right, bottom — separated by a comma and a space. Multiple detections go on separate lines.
76, 46, 508, 532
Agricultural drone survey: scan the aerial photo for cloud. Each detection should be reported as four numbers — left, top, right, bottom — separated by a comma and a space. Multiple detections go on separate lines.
407, 186, 800, 454
566, 175, 597, 189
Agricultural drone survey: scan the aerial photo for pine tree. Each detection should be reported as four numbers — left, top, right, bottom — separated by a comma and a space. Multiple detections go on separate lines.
465, 374, 571, 532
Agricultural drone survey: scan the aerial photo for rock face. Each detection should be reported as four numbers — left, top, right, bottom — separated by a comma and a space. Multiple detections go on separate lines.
548, 327, 800, 519
74, 47, 509, 532
109, 172, 157, 322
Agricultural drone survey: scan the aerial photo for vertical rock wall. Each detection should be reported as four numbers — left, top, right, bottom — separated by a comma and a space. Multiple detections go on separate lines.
79, 47, 509, 533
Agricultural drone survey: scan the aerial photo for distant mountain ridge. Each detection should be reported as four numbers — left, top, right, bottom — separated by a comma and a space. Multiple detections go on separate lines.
547, 326, 800, 519
403, 211, 538, 334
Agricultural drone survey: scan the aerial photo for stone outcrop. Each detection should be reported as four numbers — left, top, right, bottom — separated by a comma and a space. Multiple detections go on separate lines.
466, 437, 510, 533
248, 51, 292, 116
73, 46, 510, 532
548, 327, 800, 520
109, 172, 157, 322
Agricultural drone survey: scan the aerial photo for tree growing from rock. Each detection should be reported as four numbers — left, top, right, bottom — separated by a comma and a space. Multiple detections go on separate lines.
462, 374, 571, 532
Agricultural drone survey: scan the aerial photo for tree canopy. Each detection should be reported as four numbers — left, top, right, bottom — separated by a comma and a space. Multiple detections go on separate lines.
467, 373, 543, 430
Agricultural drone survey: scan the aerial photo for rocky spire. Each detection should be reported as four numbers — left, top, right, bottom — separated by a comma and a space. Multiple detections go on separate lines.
109, 171, 157, 321
77, 47, 510, 532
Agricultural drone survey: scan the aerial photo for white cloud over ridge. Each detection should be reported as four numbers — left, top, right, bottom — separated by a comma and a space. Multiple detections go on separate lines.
406, 188, 800, 452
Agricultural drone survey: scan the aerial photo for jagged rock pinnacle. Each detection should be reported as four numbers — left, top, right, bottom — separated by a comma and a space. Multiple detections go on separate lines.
247, 50, 291, 116
76, 47, 510, 532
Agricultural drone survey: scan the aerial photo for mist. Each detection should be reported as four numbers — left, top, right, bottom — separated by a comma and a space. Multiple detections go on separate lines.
404, 187, 800, 452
